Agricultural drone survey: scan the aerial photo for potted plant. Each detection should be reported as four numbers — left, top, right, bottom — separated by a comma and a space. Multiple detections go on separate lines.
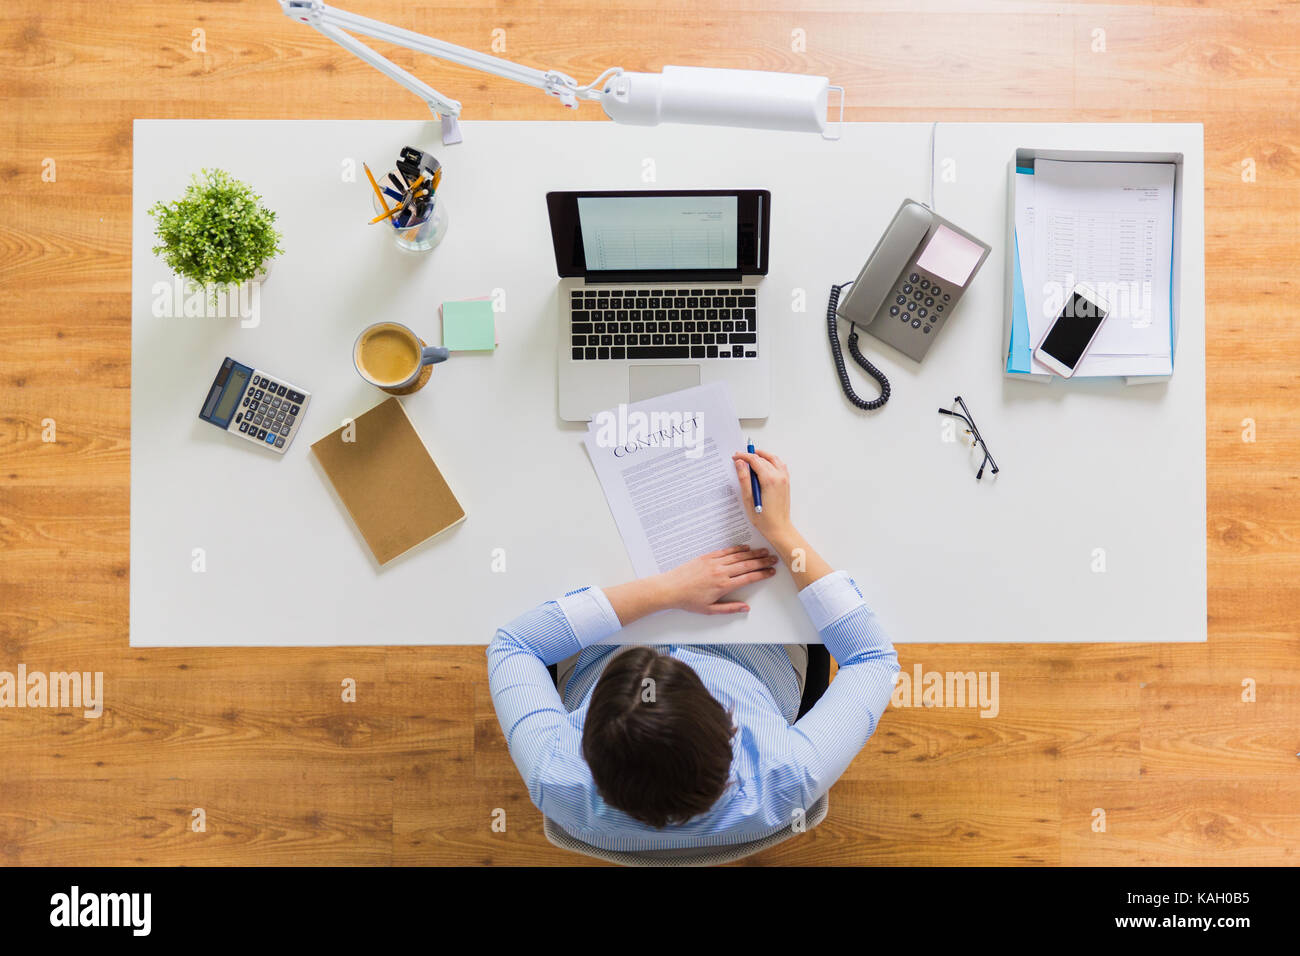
149, 168, 283, 295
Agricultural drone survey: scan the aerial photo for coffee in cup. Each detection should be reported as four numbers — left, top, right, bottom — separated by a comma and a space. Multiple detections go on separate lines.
353, 322, 449, 393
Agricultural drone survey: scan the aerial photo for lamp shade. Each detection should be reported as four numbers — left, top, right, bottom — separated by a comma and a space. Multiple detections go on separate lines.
599, 66, 831, 134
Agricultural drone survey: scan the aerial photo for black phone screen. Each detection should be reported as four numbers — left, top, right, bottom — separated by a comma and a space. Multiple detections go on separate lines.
1039, 292, 1107, 369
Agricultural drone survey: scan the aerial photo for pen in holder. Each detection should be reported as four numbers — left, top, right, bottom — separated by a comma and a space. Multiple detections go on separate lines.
365, 157, 449, 253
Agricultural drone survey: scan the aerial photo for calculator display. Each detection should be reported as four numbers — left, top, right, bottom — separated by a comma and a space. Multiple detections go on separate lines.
214, 368, 248, 421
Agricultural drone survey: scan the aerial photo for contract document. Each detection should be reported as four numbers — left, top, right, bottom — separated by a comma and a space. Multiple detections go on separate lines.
582, 382, 764, 577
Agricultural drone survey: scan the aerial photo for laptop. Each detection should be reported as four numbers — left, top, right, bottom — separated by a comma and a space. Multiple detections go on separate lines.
547, 189, 772, 421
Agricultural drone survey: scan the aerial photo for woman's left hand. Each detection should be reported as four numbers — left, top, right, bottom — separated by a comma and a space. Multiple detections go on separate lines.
653, 544, 779, 615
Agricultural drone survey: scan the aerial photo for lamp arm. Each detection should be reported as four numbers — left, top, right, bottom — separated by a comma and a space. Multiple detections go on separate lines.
281, 0, 616, 143
308, 20, 462, 119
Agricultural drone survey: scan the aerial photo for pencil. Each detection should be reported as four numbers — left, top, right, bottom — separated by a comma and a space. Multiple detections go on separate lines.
363, 162, 399, 222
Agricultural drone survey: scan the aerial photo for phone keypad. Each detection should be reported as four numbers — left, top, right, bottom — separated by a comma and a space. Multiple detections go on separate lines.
889, 268, 948, 332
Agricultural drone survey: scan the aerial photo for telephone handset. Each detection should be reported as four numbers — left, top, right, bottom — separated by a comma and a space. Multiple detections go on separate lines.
828, 199, 991, 409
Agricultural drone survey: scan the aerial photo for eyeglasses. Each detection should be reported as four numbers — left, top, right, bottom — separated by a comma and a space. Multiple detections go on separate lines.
938, 396, 999, 479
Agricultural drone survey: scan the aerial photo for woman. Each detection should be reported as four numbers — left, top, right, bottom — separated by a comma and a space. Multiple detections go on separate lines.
487, 446, 899, 851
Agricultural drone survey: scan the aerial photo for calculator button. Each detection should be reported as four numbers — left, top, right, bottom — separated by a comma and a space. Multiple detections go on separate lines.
920, 278, 930, 289
922, 325, 931, 334
279, 425, 290, 436
242, 397, 249, 407
918, 308, 928, 319
265, 432, 276, 444
925, 296, 934, 307
909, 272, 919, 283
277, 386, 287, 397
254, 389, 263, 400
289, 391, 304, 404
932, 285, 943, 296
895, 295, 906, 305
943, 293, 950, 302
902, 284, 913, 294
275, 437, 285, 448
271, 396, 281, 406
252, 376, 261, 386
907, 301, 916, 311
238, 422, 248, 433
290, 404, 300, 415
889, 306, 899, 316
936, 303, 944, 312
911, 319, 922, 329
913, 290, 924, 301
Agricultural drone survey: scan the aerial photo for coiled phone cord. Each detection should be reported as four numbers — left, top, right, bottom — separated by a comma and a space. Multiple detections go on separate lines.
826, 281, 890, 410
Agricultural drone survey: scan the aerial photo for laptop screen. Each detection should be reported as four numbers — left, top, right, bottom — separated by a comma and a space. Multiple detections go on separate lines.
547, 189, 770, 282
577, 195, 738, 271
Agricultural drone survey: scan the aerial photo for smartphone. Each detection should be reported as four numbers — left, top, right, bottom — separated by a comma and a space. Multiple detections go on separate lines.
1033, 283, 1110, 378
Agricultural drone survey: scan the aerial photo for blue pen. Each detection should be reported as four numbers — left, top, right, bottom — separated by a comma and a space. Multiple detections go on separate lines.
747, 438, 763, 513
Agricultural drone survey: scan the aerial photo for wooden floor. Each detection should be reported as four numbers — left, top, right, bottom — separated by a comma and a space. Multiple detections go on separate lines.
1, 0, 1297, 866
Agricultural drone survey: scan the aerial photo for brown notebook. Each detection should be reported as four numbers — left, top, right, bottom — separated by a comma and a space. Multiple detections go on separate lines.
311, 397, 465, 565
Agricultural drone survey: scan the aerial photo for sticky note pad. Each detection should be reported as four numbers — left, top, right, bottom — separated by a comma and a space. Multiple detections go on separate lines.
441, 300, 496, 351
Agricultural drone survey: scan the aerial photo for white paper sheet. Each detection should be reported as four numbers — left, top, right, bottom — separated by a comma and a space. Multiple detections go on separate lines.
1032, 159, 1175, 358
582, 382, 764, 577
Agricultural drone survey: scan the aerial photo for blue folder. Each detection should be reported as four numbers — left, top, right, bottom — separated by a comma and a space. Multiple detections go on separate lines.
1006, 166, 1035, 374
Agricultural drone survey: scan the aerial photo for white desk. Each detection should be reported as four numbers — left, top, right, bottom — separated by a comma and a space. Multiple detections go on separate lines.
130, 120, 1206, 646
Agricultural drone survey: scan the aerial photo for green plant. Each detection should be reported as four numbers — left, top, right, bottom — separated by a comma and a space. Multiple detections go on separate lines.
149, 168, 283, 287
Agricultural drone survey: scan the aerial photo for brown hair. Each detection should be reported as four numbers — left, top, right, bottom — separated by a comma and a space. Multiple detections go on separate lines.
581, 647, 735, 828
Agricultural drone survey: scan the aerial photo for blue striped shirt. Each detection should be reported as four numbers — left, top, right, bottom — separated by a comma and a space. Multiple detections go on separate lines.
486, 570, 899, 851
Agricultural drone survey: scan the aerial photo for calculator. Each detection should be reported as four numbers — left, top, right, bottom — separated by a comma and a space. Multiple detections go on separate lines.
198, 357, 311, 455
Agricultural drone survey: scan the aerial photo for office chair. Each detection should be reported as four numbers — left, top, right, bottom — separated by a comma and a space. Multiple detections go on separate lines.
542, 644, 833, 866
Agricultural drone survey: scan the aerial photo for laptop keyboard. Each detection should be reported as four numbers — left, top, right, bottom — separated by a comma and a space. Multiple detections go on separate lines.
569, 287, 758, 361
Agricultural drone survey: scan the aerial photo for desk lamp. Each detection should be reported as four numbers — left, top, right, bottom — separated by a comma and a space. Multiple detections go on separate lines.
279, 1, 844, 145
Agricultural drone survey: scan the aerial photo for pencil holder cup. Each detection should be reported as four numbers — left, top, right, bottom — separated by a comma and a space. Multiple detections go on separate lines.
371, 170, 449, 252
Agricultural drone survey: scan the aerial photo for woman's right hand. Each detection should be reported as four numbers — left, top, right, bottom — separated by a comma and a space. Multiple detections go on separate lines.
732, 448, 793, 542
732, 448, 834, 589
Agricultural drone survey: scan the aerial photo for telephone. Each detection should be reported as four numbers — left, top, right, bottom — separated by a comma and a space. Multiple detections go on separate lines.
828, 199, 991, 409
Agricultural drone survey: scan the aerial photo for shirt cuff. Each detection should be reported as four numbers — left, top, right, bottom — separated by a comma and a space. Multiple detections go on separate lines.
797, 570, 868, 632
555, 586, 623, 648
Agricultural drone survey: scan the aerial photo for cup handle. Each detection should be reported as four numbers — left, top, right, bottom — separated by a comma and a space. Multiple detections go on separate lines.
421, 345, 451, 366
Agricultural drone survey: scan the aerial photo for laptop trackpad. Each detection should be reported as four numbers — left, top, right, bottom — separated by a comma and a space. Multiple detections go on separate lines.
629, 364, 701, 402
